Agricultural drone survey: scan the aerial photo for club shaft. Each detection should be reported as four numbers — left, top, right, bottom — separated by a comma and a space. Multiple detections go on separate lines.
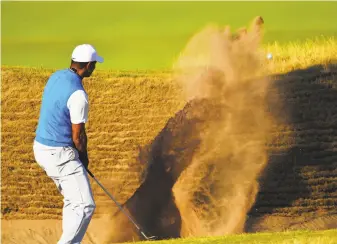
87, 169, 142, 232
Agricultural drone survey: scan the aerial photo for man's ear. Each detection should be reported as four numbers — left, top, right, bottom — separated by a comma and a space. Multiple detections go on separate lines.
87, 61, 96, 70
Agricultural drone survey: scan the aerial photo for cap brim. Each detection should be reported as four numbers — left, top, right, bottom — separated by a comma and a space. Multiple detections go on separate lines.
96, 55, 104, 63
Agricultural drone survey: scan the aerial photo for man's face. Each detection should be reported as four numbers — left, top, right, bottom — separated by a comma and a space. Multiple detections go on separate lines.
83, 61, 97, 77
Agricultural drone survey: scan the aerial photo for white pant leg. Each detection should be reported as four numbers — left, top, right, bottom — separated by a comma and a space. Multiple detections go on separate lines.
33, 141, 96, 244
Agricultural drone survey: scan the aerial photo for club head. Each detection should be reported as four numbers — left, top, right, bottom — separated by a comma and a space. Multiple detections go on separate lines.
140, 231, 157, 241
146, 236, 157, 241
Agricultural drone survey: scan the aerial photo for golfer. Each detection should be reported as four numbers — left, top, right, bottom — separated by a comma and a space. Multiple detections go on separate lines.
33, 44, 104, 244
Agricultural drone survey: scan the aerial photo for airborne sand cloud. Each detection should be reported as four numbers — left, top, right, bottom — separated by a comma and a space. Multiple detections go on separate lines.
171, 16, 279, 237
103, 17, 281, 242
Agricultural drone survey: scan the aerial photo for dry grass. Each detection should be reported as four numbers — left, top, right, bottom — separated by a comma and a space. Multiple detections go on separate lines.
263, 37, 337, 74
1, 66, 186, 219
1, 37, 337, 222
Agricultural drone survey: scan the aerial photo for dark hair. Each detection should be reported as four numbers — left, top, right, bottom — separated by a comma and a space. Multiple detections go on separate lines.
71, 60, 90, 69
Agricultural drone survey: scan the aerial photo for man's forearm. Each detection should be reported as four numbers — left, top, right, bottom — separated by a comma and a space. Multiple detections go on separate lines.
73, 131, 89, 168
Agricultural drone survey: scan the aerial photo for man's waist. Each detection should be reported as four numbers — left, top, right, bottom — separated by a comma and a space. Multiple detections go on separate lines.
35, 135, 74, 147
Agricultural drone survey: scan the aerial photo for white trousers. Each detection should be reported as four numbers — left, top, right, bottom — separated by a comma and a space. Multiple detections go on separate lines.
33, 140, 96, 244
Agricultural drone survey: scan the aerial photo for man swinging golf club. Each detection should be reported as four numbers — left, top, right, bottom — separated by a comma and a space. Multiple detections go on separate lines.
33, 44, 104, 244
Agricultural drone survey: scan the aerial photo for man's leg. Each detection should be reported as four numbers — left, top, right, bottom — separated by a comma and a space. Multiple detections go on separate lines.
33, 142, 96, 244
56, 159, 96, 244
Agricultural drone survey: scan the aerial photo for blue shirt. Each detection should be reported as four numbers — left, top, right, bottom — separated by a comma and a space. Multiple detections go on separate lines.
35, 69, 85, 147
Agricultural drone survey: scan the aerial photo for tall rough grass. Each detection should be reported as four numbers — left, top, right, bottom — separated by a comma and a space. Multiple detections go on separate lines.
263, 36, 337, 74
1, 37, 337, 221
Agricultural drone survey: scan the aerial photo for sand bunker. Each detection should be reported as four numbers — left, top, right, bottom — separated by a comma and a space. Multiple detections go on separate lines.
102, 16, 281, 243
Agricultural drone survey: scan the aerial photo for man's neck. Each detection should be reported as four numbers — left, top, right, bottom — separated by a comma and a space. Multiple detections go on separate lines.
69, 67, 84, 79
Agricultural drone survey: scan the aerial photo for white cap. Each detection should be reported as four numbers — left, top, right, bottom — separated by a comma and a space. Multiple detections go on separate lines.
71, 44, 104, 63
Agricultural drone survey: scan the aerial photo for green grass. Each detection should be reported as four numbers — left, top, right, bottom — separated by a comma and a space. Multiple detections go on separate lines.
2, 1, 337, 70
125, 229, 337, 244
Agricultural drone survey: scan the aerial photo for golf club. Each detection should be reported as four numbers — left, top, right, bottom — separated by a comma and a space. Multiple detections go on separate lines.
86, 169, 157, 241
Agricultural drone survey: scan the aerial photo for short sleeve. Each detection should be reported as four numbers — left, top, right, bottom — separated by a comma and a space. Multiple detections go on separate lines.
67, 90, 89, 124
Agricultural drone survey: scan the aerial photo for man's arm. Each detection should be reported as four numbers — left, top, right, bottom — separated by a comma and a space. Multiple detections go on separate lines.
67, 90, 90, 169
72, 123, 89, 169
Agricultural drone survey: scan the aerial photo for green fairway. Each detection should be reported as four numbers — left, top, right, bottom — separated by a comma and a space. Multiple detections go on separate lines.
2, 1, 337, 70
126, 229, 337, 244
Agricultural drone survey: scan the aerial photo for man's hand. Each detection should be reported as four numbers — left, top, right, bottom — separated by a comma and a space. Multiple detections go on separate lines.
72, 123, 89, 169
